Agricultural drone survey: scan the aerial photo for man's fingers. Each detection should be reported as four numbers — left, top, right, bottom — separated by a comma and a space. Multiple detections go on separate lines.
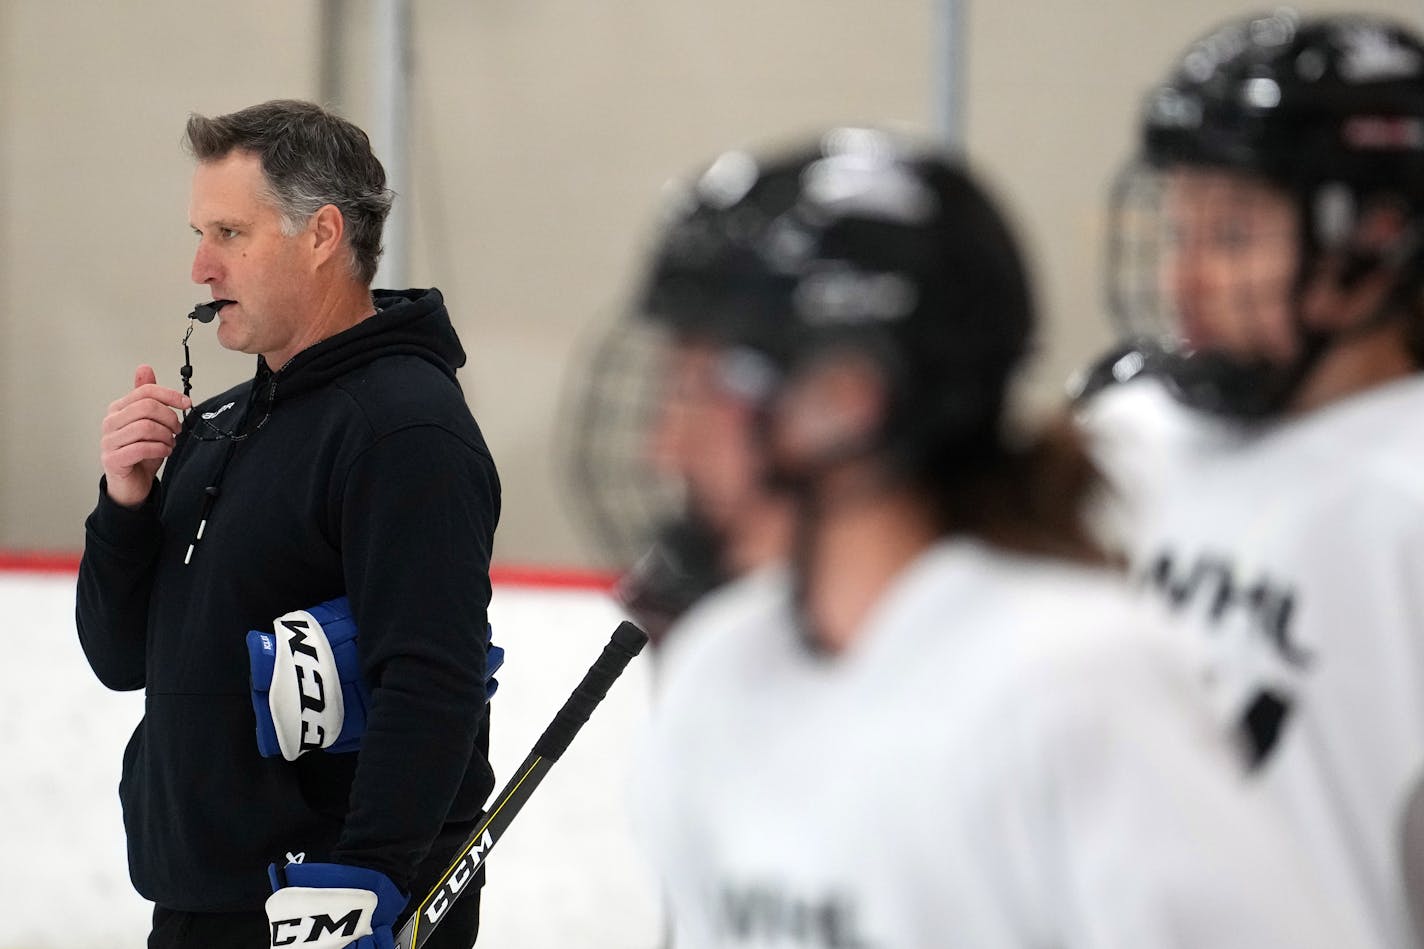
106, 441, 175, 471
103, 400, 185, 438
107, 384, 192, 417
109, 366, 190, 413
101, 419, 180, 455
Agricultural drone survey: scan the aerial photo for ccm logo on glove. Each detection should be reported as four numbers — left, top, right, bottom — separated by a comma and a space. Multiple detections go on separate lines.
283, 614, 339, 751
268, 610, 345, 758
248, 598, 372, 761
269, 893, 372, 945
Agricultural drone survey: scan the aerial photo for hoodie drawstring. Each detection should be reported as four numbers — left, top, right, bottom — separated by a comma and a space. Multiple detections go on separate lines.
183, 367, 274, 566
184, 441, 238, 566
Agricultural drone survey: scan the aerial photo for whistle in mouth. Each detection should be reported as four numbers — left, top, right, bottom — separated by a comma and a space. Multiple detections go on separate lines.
189, 299, 235, 323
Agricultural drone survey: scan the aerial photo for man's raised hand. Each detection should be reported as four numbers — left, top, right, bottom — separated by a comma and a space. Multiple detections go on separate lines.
100, 364, 191, 508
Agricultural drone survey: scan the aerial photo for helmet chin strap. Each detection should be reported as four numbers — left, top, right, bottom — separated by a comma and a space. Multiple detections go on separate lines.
1164, 231, 1421, 421
773, 438, 886, 656
1163, 314, 1335, 421
771, 394, 1005, 652
778, 449, 915, 656
788, 492, 830, 655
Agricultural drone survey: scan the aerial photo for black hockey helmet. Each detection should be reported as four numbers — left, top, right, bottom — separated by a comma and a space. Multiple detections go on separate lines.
641, 127, 1033, 468
565, 128, 1034, 576
1107, 11, 1424, 417
1142, 12, 1424, 190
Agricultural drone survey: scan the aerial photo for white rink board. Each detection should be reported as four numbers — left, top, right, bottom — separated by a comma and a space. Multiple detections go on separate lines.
0, 573, 661, 949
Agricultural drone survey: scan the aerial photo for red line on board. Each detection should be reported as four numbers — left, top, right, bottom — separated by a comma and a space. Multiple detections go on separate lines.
0, 550, 616, 591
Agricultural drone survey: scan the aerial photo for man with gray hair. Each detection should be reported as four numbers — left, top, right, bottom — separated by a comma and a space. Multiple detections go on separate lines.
76, 99, 499, 948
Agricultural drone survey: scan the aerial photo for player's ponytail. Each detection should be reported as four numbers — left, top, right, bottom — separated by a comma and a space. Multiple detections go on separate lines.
922, 411, 1108, 566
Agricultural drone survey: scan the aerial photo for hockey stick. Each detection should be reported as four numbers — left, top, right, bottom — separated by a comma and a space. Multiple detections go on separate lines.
393, 620, 649, 949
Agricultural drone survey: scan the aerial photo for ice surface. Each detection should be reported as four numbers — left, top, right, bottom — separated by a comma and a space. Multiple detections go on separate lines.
0, 573, 660, 948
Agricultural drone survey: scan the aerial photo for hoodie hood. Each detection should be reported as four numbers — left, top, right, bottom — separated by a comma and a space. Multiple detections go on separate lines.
264, 287, 466, 402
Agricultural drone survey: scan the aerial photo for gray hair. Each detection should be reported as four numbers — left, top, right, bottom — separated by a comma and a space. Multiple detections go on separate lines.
185, 99, 394, 285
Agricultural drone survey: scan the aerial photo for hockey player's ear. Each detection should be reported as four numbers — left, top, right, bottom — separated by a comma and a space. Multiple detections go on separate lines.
771, 349, 888, 469
1304, 201, 1417, 332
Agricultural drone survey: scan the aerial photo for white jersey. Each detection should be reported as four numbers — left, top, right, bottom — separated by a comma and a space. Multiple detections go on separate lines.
633, 540, 1364, 948
1083, 373, 1424, 949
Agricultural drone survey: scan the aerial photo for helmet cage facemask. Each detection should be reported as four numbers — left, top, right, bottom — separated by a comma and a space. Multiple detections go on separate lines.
565, 309, 795, 578
1107, 153, 1424, 418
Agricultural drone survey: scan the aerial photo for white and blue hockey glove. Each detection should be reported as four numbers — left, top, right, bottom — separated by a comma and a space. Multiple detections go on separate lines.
266, 857, 407, 949
248, 601, 504, 760
247, 597, 372, 761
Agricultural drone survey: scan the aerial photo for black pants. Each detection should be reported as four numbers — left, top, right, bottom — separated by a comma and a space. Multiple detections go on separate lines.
149, 884, 482, 948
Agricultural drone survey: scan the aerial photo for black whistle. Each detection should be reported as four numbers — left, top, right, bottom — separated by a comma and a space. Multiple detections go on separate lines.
182, 300, 234, 410
188, 299, 235, 323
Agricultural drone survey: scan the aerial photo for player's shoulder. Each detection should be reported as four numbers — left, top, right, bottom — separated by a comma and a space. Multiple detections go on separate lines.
1075, 359, 1204, 450
1209, 375, 1424, 548
1068, 341, 1160, 404
1071, 349, 1243, 508
957, 543, 1193, 685
654, 567, 792, 690
990, 545, 1162, 635
864, 543, 1206, 769
898, 540, 1179, 666
975, 552, 1214, 741
1286, 374, 1424, 492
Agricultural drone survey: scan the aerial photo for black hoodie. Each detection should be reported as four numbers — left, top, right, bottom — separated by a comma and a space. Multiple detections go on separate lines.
76, 288, 500, 912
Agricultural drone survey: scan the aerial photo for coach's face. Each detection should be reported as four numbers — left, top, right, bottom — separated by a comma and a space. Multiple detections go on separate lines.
189, 150, 319, 367
1162, 168, 1299, 364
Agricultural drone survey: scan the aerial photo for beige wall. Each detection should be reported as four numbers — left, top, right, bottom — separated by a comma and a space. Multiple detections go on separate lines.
3, 1, 1420, 566
0, 0, 320, 549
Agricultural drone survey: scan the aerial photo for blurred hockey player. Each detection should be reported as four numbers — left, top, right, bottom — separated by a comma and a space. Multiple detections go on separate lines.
587, 128, 1364, 946
1082, 11, 1424, 947
567, 243, 794, 648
